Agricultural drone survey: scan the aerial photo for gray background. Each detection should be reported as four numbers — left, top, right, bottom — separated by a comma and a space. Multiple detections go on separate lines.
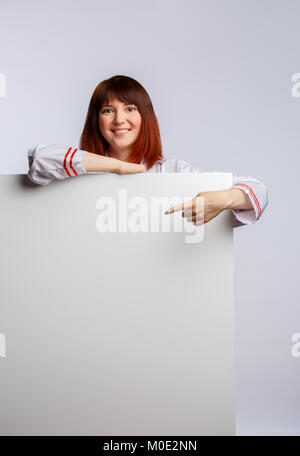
0, 0, 299, 435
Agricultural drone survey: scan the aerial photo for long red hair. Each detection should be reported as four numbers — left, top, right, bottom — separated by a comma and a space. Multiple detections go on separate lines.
79, 75, 164, 170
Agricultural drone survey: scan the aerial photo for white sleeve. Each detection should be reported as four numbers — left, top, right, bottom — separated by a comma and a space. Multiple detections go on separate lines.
231, 175, 268, 226
174, 159, 268, 226
27, 144, 88, 185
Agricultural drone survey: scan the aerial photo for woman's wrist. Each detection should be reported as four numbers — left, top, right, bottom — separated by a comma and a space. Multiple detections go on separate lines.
223, 188, 253, 211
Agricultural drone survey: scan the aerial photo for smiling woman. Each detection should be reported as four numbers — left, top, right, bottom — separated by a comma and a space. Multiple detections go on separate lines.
79, 74, 163, 170
27, 74, 268, 227
98, 99, 142, 162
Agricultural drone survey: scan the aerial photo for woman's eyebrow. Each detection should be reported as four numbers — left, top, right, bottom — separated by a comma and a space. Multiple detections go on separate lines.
102, 103, 135, 107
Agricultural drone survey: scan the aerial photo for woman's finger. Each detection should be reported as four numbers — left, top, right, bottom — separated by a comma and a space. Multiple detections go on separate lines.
194, 220, 204, 226
184, 209, 204, 219
182, 208, 194, 218
167, 199, 193, 214
192, 213, 205, 223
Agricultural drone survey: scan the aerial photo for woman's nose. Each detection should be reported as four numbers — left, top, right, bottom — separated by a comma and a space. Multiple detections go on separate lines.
113, 110, 126, 124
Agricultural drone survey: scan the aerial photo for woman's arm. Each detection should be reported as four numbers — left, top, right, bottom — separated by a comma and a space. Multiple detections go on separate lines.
166, 159, 268, 226
27, 144, 145, 185
81, 151, 145, 174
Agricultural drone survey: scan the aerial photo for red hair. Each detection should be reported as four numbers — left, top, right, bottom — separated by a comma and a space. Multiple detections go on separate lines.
79, 75, 164, 170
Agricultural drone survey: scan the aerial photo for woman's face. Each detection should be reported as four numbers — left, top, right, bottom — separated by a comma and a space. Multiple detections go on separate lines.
99, 97, 142, 156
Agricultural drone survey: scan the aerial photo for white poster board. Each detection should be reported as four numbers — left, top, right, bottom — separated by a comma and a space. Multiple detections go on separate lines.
0, 172, 235, 436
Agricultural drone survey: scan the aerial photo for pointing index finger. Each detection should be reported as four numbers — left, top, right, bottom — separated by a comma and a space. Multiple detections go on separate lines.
165, 200, 192, 215
165, 203, 184, 214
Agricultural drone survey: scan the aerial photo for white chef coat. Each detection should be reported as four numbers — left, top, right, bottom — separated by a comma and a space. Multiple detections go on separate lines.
27, 144, 268, 227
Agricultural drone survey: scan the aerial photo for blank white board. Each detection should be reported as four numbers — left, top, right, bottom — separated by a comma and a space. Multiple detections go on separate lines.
0, 172, 235, 435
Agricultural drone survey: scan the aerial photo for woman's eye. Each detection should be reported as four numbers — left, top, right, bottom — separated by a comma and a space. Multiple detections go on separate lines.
101, 106, 136, 114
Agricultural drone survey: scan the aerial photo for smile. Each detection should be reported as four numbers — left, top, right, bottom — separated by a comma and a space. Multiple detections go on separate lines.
112, 129, 131, 136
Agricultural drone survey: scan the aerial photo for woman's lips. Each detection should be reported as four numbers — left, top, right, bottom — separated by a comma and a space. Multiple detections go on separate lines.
112, 130, 131, 136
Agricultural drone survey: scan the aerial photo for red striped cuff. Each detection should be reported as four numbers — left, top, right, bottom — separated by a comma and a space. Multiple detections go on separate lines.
233, 183, 261, 217
63, 147, 79, 177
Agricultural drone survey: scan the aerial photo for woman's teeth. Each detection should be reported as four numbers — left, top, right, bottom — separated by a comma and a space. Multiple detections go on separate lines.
113, 129, 130, 135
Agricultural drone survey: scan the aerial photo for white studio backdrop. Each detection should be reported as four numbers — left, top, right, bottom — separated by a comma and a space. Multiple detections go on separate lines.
0, 0, 299, 435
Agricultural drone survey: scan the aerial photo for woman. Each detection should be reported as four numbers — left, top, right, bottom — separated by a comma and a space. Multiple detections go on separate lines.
27, 75, 268, 227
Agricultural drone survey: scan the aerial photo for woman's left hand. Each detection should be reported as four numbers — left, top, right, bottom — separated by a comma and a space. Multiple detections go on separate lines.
166, 190, 231, 225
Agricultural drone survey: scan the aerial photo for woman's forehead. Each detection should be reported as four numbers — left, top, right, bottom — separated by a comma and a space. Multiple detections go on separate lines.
103, 96, 133, 106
